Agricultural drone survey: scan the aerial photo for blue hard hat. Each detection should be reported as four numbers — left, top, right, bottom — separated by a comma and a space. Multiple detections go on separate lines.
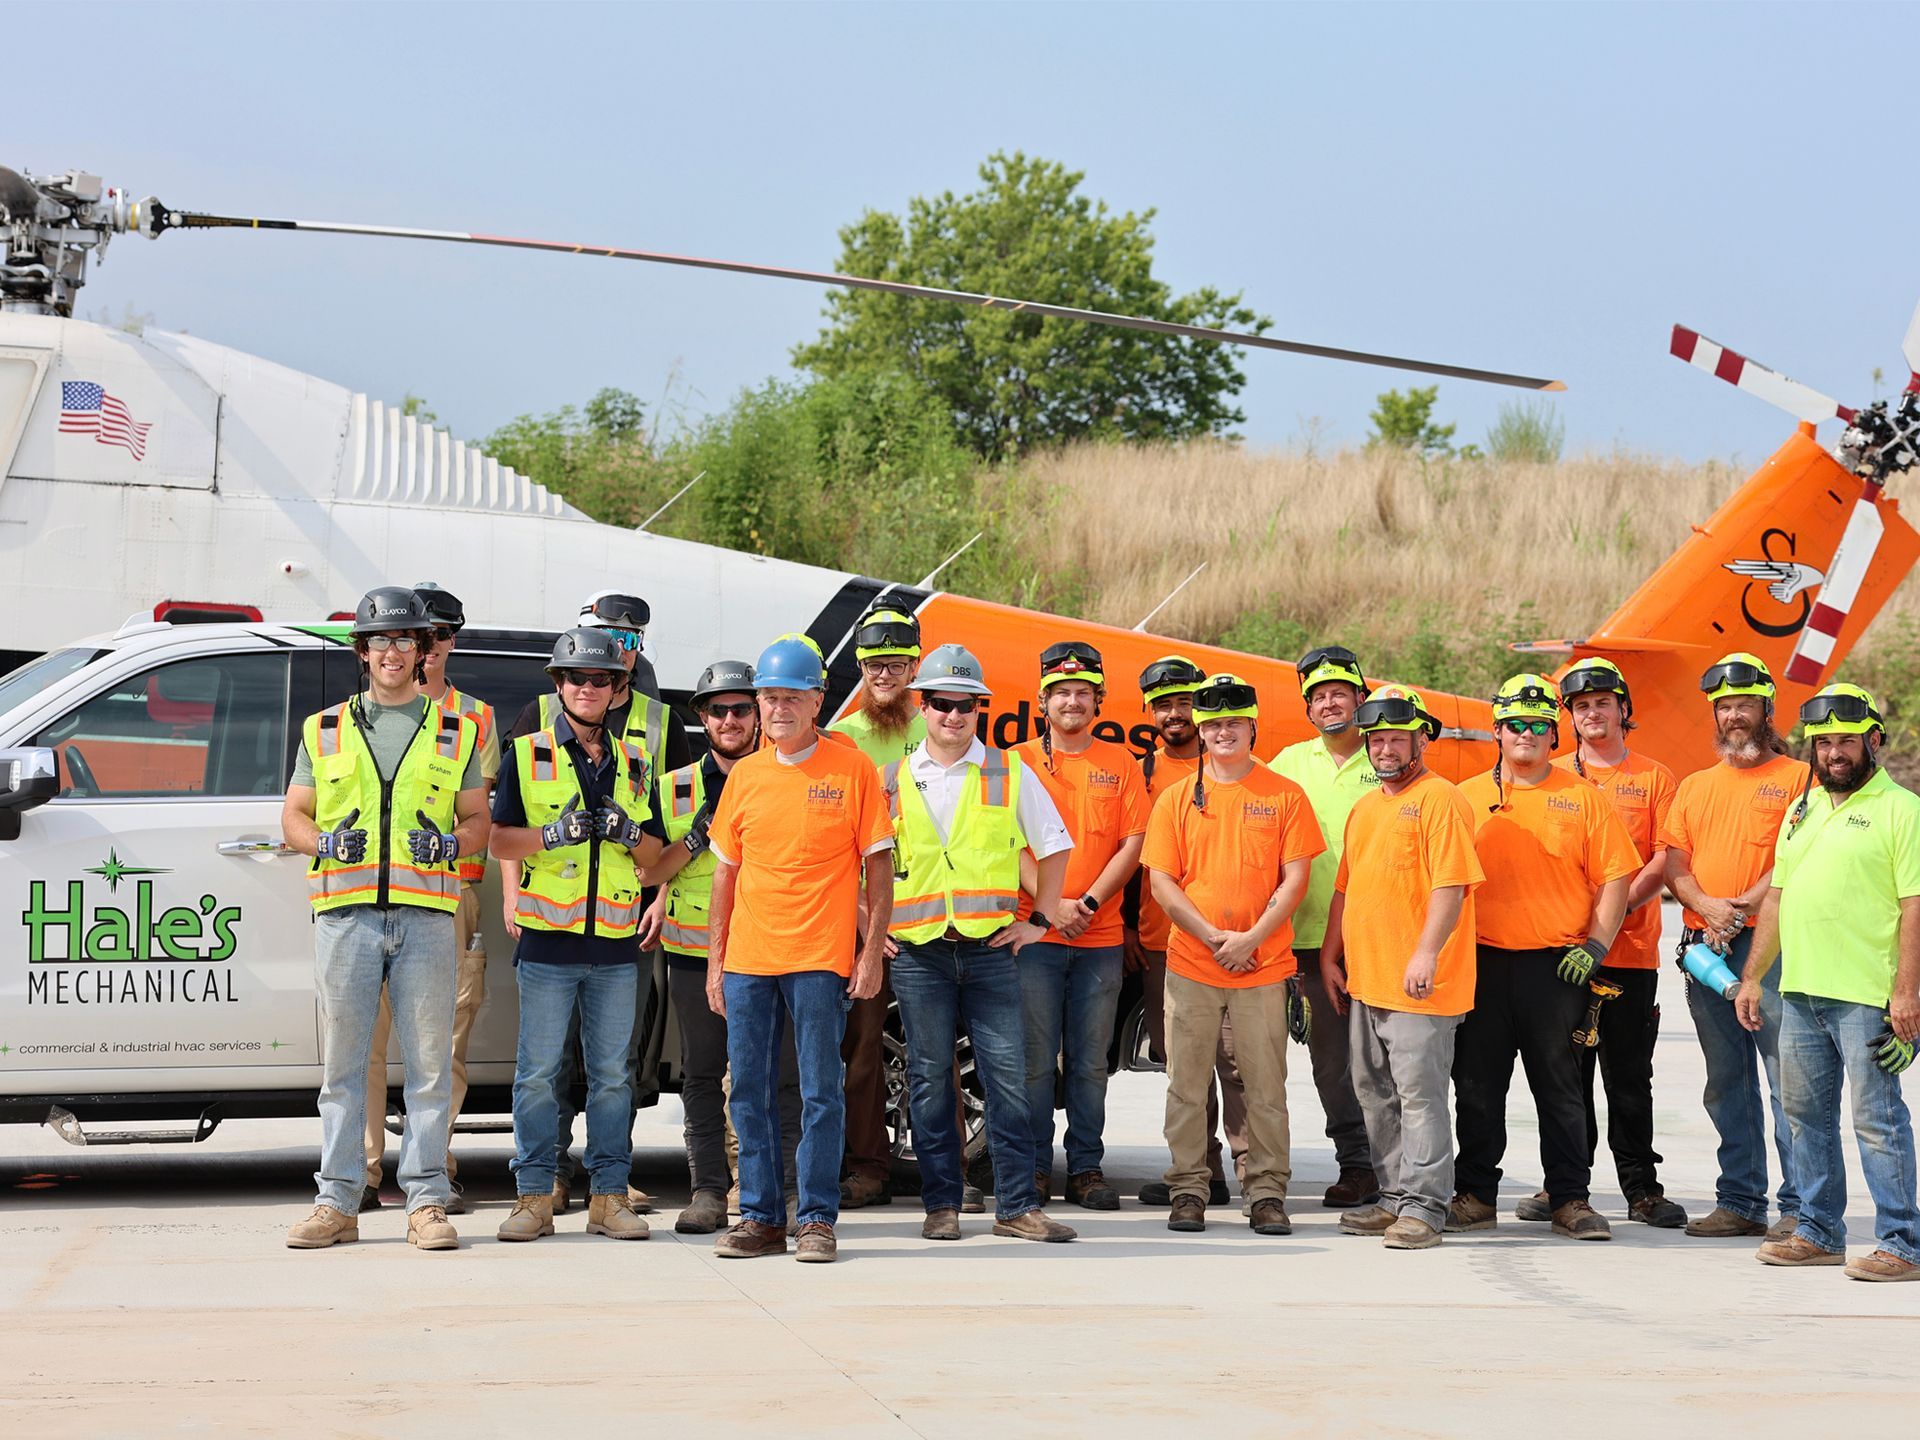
754, 637, 825, 692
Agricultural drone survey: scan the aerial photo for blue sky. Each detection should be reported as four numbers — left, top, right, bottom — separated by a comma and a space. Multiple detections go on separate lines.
17, 1, 1920, 465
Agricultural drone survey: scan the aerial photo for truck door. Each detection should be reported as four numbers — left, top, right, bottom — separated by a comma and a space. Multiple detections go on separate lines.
2, 645, 319, 1091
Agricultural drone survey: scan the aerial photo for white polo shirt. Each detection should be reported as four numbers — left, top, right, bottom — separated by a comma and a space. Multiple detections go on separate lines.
905, 737, 1074, 858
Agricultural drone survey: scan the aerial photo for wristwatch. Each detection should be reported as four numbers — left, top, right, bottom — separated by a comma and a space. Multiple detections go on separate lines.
1080, 893, 1100, 913
1027, 912, 1053, 933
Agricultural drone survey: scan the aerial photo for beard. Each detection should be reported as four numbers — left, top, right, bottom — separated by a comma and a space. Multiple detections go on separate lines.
1714, 718, 1779, 764
1372, 753, 1420, 781
860, 686, 918, 736
1817, 753, 1874, 794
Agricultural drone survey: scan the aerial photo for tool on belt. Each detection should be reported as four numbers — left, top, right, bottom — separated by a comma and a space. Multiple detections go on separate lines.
1572, 977, 1625, 1048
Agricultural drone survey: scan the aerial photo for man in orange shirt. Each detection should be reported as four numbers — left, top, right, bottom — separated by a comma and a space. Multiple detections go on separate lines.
1452, 674, 1638, 1241
1322, 686, 1483, 1250
705, 638, 894, 1264
1011, 642, 1149, 1211
1507, 659, 1685, 1230
1141, 674, 1324, 1236
1662, 652, 1810, 1241
1125, 656, 1246, 1208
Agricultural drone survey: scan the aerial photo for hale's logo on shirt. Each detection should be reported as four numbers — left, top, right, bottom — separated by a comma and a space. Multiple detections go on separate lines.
1398, 802, 1422, 820
1755, 782, 1793, 803
806, 782, 847, 809
1545, 795, 1582, 815
1088, 770, 1121, 793
1846, 814, 1873, 830
1611, 781, 1648, 801
1241, 800, 1280, 822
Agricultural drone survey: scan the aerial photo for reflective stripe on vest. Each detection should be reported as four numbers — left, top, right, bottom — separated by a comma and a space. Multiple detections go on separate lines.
303, 699, 475, 915
885, 749, 1025, 944
660, 759, 716, 958
512, 729, 652, 941
438, 687, 494, 884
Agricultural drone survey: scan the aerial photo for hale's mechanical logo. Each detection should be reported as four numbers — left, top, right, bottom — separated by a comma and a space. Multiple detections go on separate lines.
23, 850, 242, 1005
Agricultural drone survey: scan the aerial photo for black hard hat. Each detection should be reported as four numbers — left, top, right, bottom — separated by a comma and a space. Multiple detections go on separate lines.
692, 659, 756, 707
581, 592, 650, 630
545, 627, 624, 674
412, 580, 465, 631
352, 586, 433, 636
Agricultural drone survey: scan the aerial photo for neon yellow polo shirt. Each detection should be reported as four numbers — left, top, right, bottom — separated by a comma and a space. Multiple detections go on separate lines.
1773, 765, 1920, 1006
831, 709, 926, 770
1270, 737, 1380, 947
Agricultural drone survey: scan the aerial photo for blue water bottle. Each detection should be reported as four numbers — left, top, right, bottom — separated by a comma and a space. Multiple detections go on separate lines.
1680, 942, 1740, 1000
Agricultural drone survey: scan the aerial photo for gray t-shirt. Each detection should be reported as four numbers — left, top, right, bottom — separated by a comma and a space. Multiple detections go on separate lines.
290, 696, 483, 790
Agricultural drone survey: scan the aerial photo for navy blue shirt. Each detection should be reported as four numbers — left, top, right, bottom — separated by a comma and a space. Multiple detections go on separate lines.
493, 714, 666, 966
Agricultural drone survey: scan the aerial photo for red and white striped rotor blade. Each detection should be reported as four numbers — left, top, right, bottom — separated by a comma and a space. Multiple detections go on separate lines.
1783, 480, 1887, 684
1903, 299, 1920, 392
1670, 324, 1856, 425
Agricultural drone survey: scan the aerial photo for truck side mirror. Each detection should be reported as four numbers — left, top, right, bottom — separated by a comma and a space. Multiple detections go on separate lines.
0, 747, 59, 841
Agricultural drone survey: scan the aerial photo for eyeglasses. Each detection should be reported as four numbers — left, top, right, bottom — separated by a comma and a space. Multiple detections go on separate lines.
862, 658, 911, 678
1500, 719, 1553, 737
365, 634, 421, 653
560, 670, 618, 690
703, 701, 756, 720
1193, 682, 1257, 713
923, 695, 980, 715
1700, 660, 1769, 693
1800, 692, 1878, 726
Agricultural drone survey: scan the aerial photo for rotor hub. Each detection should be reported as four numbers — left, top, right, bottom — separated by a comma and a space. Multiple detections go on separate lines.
0, 166, 158, 317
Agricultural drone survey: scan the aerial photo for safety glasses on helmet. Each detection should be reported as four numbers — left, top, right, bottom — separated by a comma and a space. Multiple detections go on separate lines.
854, 618, 919, 653
1193, 682, 1257, 714
1559, 667, 1626, 700
1139, 656, 1206, 695
1800, 691, 1877, 727
1298, 644, 1362, 677
1355, 696, 1426, 730
1699, 660, 1768, 694
923, 695, 980, 715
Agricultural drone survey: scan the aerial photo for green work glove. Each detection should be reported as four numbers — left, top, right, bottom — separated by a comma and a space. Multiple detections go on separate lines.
1286, 975, 1312, 1044
1556, 939, 1608, 987
1872, 1020, 1916, 1075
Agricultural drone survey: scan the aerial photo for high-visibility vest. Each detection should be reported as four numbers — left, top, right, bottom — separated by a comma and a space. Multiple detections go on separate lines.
541, 689, 672, 790
436, 685, 494, 884
511, 728, 653, 939
304, 698, 477, 914
883, 748, 1027, 944
659, 758, 722, 958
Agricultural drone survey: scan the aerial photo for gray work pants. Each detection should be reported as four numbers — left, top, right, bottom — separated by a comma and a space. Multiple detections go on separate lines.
1348, 1001, 1461, 1231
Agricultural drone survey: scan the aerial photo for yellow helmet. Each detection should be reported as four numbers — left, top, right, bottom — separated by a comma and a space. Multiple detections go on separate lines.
1558, 657, 1632, 717
773, 631, 826, 664
1800, 682, 1883, 738
1356, 683, 1440, 738
1139, 655, 1207, 703
1297, 644, 1367, 698
1493, 672, 1560, 723
852, 604, 921, 661
1192, 673, 1259, 723
1701, 651, 1775, 702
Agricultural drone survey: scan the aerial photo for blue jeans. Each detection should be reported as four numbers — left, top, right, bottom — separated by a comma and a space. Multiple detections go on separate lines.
1686, 926, 1799, 1222
1019, 941, 1124, 1176
313, 906, 455, 1214
1780, 994, 1920, 1262
724, 969, 848, 1228
510, 960, 637, 1197
893, 936, 1038, 1221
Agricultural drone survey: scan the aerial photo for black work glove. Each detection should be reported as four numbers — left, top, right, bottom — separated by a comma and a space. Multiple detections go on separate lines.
593, 800, 647, 850
1557, 938, 1609, 987
1286, 974, 1312, 1044
1872, 1020, 1916, 1075
540, 795, 591, 850
682, 806, 713, 857
316, 808, 367, 863
406, 808, 460, 866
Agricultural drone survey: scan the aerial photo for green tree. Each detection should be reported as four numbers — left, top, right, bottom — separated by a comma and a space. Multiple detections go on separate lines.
1485, 397, 1564, 464
793, 152, 1270, 459
483, 387, 661, 526
1366, 386, 1455, 457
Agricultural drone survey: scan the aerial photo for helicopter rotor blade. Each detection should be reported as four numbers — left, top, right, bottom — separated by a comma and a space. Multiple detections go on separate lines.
154, 207, 1566, 392
1669, 323, 1855, 424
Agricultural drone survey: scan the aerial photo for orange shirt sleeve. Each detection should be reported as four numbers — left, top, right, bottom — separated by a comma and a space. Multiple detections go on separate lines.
1423, 790, 1485, 889
1586, 789, 1641, 886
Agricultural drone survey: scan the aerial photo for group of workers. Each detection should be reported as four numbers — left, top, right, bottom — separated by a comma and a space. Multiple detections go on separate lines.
277, 584, 1920, 1281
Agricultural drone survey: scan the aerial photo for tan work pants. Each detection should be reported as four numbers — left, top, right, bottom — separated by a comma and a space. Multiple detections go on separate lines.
366, 885, 485, 1189
1163, 970, 1291, 1204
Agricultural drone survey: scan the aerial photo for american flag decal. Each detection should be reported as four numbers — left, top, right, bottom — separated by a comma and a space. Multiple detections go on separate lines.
59, 380, 152, 460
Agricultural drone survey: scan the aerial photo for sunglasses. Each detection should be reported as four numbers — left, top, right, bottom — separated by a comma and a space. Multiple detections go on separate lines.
923, 695, 980, 715
1194, 683, 1257, 713
560, 670, 618, 690
1700, 660, 1767, 693
601, 627, 642, 652
703, 701, 756, 720
1800, 693, 1877, 726
430, 626, 458, 642
1500, 719, 1553, 737
862, 658, 912, 678
365, 634, 420, 653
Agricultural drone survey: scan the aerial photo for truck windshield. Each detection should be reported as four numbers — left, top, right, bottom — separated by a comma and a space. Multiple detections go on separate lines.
0, 647, 105, 723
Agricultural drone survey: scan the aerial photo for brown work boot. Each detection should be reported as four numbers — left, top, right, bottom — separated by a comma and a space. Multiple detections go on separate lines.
1445, 1193, 1496, 1232
625, 1185, 655, 1213
407, 1205, 460, 1251
550, 1178, 572, 1215
1685, 1206, 1767, 1238
1033, 1170, 1053, 1205
587, 1192, 651, 1240
1383, 1215, 1443, 1250
1628, 1192, 1688, 1229
1551, 1200, 1612, 1241
1339, 1203, 1397, 1236
1322, 1166, 1380, 1208
1846, 1249, 1920, 1282
1249, 1198, 1293, 1235
1067, 1169, 1120, 1210
839, 1171, 893, 1208
726, 1183, 741, 1216
922, 1208, 962, 1241
993, 1209, 1076, 1243
1168, 1194, 1207, 1233
676, 1190, 728, 1235
1766, 1213, 1801, 1241
286, 1205, 358, 1250
794, 1221, 838, 1262
1514, 1190, 1552, 1222
497, 1194, 556, 1242
1758, 1234, 1845, 1266
960, 1184, 986, 1214
713, 1219, 787, 1258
